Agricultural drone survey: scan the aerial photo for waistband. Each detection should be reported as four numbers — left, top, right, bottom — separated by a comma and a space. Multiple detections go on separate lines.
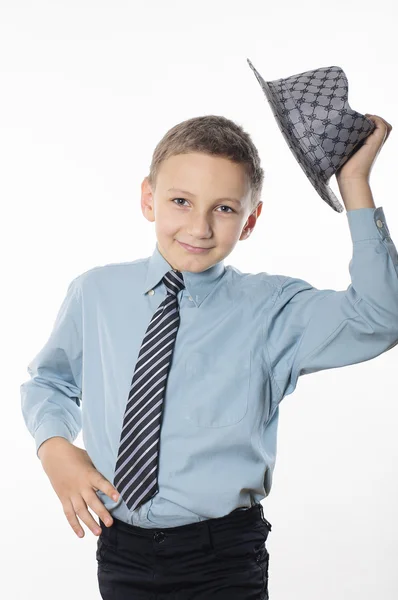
100, 503, 271, 544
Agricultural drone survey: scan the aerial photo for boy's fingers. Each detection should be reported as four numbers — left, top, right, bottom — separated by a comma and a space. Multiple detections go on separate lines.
92, 473, 119, 501
71, 496, 103, 536
62, 499, 85, 538
83, 490, 115, 527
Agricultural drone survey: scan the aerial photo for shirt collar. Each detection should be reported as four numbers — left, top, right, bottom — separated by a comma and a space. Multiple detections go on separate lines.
143, 242, 226, 307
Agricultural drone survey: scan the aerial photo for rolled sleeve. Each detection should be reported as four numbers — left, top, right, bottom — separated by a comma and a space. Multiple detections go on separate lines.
20, 277, 83, 457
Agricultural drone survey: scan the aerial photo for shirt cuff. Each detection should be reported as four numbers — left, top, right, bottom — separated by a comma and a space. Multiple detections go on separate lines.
35, 420, 75, 458
346, 206, 392, 242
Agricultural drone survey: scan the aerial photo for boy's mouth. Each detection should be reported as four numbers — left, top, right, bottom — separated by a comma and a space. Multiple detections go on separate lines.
177, 240, 213, 254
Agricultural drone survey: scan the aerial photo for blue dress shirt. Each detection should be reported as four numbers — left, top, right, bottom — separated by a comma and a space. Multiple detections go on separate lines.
21, 206, 398, 528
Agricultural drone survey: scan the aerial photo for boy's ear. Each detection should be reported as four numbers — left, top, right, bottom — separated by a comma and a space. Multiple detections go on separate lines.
141, 177, 155, 222
239, 201, 263, 241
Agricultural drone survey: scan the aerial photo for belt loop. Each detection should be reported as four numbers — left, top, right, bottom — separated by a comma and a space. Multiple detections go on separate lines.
198, 519, 213, 552
259, 502, 272, 531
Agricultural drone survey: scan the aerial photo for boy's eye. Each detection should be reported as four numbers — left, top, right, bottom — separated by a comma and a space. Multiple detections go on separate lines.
172, 198, 189, 207
171, 198, 234, 213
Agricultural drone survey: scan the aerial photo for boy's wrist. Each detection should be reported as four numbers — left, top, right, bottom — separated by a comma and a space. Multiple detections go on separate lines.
336, 177, 376, 210
38, 436, 71, 460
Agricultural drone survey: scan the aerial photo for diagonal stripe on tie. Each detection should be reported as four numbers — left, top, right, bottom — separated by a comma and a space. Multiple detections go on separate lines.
113, 268, 185, 511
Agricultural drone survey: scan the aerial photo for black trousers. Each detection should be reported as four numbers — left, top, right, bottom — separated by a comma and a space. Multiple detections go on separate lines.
96, 503, 272, 599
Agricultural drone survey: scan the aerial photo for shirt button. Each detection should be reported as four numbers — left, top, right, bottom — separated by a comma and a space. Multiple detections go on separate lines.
188, 296, 193, 301
148, 289, 155, 296
376, 219, 384, 228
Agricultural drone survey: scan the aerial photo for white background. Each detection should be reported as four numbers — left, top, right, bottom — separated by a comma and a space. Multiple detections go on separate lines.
2, 0, 397, 598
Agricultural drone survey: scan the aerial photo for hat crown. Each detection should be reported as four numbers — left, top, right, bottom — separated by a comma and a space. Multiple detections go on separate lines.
247, 60, 375, 213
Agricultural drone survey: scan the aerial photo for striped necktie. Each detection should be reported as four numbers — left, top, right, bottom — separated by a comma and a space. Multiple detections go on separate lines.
113, 268, 185, 511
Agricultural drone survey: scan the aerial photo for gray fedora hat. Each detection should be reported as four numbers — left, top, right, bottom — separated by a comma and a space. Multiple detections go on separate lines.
247, 59, 376, 213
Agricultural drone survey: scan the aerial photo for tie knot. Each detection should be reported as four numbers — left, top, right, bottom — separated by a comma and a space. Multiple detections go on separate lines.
162, 269, 185, 296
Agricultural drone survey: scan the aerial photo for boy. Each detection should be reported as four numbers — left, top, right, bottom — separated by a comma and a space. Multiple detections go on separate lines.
21, 113, 397, 599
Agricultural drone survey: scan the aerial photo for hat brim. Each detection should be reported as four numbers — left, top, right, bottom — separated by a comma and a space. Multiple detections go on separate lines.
247, 59, 344, 213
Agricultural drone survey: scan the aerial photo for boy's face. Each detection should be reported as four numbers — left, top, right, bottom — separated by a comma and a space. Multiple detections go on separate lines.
141, 152, 263, 273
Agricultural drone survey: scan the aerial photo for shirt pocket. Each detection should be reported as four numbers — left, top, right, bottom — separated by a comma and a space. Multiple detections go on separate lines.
183, 349, 251, 427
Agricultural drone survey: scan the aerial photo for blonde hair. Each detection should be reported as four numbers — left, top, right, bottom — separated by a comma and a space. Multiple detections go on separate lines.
147, 115, 264, 213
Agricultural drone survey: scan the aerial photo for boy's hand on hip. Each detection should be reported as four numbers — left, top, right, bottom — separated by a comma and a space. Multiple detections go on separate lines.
38, 437, 120, 539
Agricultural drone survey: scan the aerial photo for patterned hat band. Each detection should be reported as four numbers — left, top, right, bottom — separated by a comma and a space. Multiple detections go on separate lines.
247, 59, 375, 213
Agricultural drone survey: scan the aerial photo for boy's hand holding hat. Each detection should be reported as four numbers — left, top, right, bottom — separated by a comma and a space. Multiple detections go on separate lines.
247, 60, 393, 212
335, 113, 392, 183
